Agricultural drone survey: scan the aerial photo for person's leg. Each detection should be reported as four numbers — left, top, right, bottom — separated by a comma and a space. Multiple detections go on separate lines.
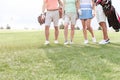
98, 22, 110, 44
70, 13, 76, 43
54, 26, 59, 41
44, 11, 51, 44
64, 14, 69, 44
45, 26, 50, 41
86, 19, 95, 38
99, 22, 109, 40
64, 23, 69, 42
86, 19, 96, 42
70, 24, 75, 42
81, 19, 89, 44
95, 5, 109, 44
81, 20, 87, 40
53, 10, 59, 43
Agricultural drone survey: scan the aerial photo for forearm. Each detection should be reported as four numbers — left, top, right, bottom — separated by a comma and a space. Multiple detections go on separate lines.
76, 0, 80, 10
58, 0, 63, 7
42, 0, 45, 13
92, 0, 95, 10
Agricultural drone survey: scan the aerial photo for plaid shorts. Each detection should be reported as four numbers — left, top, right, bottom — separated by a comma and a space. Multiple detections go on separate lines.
64, 12, 77, 25
45, 10, 59, 26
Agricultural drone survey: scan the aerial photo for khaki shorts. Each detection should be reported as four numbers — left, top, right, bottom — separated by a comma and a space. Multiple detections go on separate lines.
45, 10, 59, 26
64, 13, 77, 25
96, 5, 106, 23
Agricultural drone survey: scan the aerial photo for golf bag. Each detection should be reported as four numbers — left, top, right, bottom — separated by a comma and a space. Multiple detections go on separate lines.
95, 0, 120, 32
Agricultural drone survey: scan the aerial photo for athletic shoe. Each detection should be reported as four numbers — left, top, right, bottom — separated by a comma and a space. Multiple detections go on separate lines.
69, 41, 73, 44
54, 40, 59, 44
84, 40, 88, 44
44, 41, 50, 45
64, 41, 69, 45
99, 39, 110, 44
92, 37, 96, 43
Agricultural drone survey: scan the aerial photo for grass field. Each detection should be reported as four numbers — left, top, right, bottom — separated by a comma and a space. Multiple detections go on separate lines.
0, 30, 120, 80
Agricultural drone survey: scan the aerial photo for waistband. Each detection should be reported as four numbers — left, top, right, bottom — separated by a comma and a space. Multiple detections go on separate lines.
47, 9, 58, 11
96, 3, 100, 6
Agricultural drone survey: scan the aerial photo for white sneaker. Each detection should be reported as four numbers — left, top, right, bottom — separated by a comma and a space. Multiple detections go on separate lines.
54, 40, 58, 44
92, 37, 96, 43
44, 41, 50, 45
69, 41, 73, 44
99, 39, 110, 44
84, 40, 88, 44
64, 41, 69, 45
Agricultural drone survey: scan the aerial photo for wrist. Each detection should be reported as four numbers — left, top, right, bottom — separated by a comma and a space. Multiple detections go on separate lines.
41, 11, 44, 15
78, 9, 82, 15
92, 10, 95, 14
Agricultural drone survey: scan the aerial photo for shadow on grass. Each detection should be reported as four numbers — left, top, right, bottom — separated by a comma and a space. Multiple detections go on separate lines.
41, 43, 120, 79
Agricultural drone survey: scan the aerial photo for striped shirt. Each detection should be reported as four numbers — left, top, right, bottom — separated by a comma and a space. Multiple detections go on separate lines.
80, 0, 92, 10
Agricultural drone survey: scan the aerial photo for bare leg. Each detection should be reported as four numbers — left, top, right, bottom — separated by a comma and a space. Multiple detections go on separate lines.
81, 20, 87, 40
99, 22, 109, 40
70, 24, 75, 42
54, 26, 59, 40
86, 19, 95, 38
45, 26, 50, 41
64, 24, 69, 41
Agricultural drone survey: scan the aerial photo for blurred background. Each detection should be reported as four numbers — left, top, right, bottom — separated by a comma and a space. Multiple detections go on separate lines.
0, 0, 120, 30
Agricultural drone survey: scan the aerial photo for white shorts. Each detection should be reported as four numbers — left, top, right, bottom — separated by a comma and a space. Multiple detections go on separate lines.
96, 5, 106, 23
45, 10, 59, 27
64, 13, 77, 25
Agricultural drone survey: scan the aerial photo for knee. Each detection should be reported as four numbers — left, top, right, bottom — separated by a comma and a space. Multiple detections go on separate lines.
45, 26, 49, 31
71, 26, 74, 30
64, 25, 68, 30
55, 27, 59, 31
87, 26, 90, 30
83, 26, 87, 30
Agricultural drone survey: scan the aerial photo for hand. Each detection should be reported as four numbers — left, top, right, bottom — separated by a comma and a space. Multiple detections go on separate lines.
41, 12, 45, 19
92, 10, 95, 16
42, 14, 45, 19
78, 9, 82, 15
41, 12, 44, 15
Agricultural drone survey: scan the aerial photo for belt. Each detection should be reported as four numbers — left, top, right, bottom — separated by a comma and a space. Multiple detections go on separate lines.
47, 9, 58, 11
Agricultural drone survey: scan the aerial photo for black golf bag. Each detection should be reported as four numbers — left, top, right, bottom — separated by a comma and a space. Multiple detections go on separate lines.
95, 0, 120, 32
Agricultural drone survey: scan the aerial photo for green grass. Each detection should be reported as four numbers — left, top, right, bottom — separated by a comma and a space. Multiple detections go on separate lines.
0, 30, 120, 80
